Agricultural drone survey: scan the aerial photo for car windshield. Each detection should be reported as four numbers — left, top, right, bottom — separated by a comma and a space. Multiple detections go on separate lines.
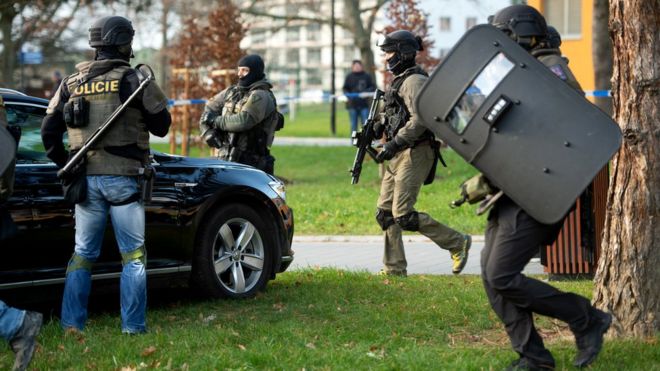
447, 52, 515, 134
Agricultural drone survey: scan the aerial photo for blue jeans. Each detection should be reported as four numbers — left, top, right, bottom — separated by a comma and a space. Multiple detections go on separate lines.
0, 300, 24, 341
61, 175, 147, 333
348, 107, 370, 134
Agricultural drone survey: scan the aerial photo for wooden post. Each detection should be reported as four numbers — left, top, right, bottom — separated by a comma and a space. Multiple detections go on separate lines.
181, 68, 191, 156
169, 76, 177, 154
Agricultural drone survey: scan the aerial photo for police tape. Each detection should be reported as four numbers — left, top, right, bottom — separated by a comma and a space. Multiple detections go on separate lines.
584, 90, 611, 97
168, 90, 610, 106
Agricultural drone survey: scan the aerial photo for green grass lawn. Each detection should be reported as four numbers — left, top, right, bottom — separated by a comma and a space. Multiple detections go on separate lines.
152, 143, 485, 235
21, 270, 659, 370
279, 103, 354, 138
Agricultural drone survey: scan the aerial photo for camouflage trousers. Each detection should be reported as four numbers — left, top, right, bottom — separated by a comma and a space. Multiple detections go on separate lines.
376, 143, 464, 273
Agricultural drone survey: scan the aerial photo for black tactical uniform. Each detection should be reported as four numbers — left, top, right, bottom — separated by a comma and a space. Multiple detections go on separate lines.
481, 6, 612, 370
199, 55, 280, 175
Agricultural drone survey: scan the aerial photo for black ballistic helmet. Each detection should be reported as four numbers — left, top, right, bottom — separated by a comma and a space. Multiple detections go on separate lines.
377, 30, 423, 55
89, 16, 135, 47
489, 5, 548, 48
547, 25, 562, 48
377, 30, 424, 74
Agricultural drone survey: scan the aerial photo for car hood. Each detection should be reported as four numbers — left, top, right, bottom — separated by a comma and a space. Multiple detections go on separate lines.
154, 151, 256, 171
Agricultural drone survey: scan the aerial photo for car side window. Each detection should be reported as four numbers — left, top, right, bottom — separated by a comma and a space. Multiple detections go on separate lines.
6, 103, 50, 163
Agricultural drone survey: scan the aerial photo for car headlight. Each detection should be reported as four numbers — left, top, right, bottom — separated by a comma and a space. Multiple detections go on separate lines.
268, 180, 286, 201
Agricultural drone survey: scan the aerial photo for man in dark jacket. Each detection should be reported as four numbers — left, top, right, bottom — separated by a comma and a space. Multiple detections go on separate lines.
342, 60, 375, 134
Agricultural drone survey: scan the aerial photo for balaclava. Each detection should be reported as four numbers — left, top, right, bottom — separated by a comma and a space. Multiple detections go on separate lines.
237, 54, 265, 87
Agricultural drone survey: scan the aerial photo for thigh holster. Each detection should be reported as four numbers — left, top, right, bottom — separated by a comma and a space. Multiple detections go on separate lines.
375, 208, 395, 231
121, 245, 147, 266
66, 253, 94, 274
395, 211, 420, 231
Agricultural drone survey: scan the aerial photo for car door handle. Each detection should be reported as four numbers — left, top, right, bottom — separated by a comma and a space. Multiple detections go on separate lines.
174, 183, 197, 188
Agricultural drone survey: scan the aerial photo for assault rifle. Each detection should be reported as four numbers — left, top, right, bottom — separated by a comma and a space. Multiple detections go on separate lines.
349, 89, 384, 184
57, 74, 154, 179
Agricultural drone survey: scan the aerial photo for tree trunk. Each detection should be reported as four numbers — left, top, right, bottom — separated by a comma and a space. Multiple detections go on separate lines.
160, 0, 173, 93
592, 0, 613, 115
592, 0, 660, 338
0, 6, 17, 88
343, 0, 377, 82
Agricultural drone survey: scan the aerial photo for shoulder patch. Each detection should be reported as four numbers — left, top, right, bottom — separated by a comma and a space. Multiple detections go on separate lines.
549, 64, 568, 81
250, 93, 263, 104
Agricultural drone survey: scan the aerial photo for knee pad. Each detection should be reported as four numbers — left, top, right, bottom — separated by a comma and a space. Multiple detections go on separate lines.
121, 245, 147, 266
395, 211, 419, 231
375, 208, 395, 231
66, 253, 93, 274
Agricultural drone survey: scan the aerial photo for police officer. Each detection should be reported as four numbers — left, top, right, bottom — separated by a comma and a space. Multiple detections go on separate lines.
374, 30, 471, 277
481, 5, 611, 370
41, 15, 171, 334
0, 96, 43, 371
199, 54, 280, 175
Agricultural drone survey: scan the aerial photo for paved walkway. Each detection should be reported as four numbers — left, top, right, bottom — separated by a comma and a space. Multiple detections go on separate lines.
288, 235, 544, 275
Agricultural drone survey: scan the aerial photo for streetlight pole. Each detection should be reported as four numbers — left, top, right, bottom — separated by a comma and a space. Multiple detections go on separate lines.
330, 0, 336, 136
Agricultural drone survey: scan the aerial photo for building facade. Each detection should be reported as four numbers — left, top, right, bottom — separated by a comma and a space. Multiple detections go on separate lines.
237, 0, 385, 100
420, 0, 512, 59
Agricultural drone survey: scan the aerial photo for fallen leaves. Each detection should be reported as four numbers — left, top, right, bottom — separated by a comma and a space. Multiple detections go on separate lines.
141, 346, 157, 357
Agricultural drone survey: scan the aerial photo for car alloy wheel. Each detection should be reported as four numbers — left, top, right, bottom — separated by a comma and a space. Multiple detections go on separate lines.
193, 203, 274, 299
212, 217, 265, 294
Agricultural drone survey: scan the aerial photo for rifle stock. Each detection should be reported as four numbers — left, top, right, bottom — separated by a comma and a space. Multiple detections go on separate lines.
349, 89, 384, 184
57, 75, 154, 179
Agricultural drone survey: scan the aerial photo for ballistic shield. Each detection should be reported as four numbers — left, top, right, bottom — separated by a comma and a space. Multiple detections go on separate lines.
415, 24, 621, 224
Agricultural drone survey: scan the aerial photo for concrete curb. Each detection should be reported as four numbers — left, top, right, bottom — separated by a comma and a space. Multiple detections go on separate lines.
292, 235, 485, 243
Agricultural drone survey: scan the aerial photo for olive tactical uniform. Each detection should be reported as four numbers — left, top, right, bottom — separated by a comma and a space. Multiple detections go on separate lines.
200, 79, 278, 174
376, 30, 471, 276
479, 6, 612, 370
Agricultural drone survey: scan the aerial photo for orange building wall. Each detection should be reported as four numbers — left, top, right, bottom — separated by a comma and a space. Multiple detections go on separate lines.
527, 0, 595, 92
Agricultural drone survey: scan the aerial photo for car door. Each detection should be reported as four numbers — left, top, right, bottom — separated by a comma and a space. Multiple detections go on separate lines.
2, 100, 73, 282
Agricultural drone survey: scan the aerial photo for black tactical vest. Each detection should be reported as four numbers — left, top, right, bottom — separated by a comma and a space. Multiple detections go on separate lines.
383, 66, 428, 140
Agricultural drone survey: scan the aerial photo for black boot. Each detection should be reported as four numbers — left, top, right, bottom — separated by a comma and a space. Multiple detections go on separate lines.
9, 311, 43, 371
505, 357, 555, 370
573, 308, 612, 368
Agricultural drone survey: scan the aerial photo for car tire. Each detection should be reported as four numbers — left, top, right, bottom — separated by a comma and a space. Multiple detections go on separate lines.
193, 203, 274, 299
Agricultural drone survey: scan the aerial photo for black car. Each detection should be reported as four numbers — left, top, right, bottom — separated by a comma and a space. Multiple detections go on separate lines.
0, 88, 294, 299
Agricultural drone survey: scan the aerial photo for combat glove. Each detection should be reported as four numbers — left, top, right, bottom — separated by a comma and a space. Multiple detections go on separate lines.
376, 140, 402, 162
201, 127, 222, 149
200, 110, 219, 128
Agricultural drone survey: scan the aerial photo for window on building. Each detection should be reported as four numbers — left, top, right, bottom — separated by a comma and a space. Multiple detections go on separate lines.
287, 49, 300, 65
286, 26, 300, 42
305, 68, 322, 86
251, 29, 267, 45
306, 23, 321, 41
465, 17, 477, 30
543, 0, 581, 38
439, 17, 451, 32
307, 48, 321, 64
